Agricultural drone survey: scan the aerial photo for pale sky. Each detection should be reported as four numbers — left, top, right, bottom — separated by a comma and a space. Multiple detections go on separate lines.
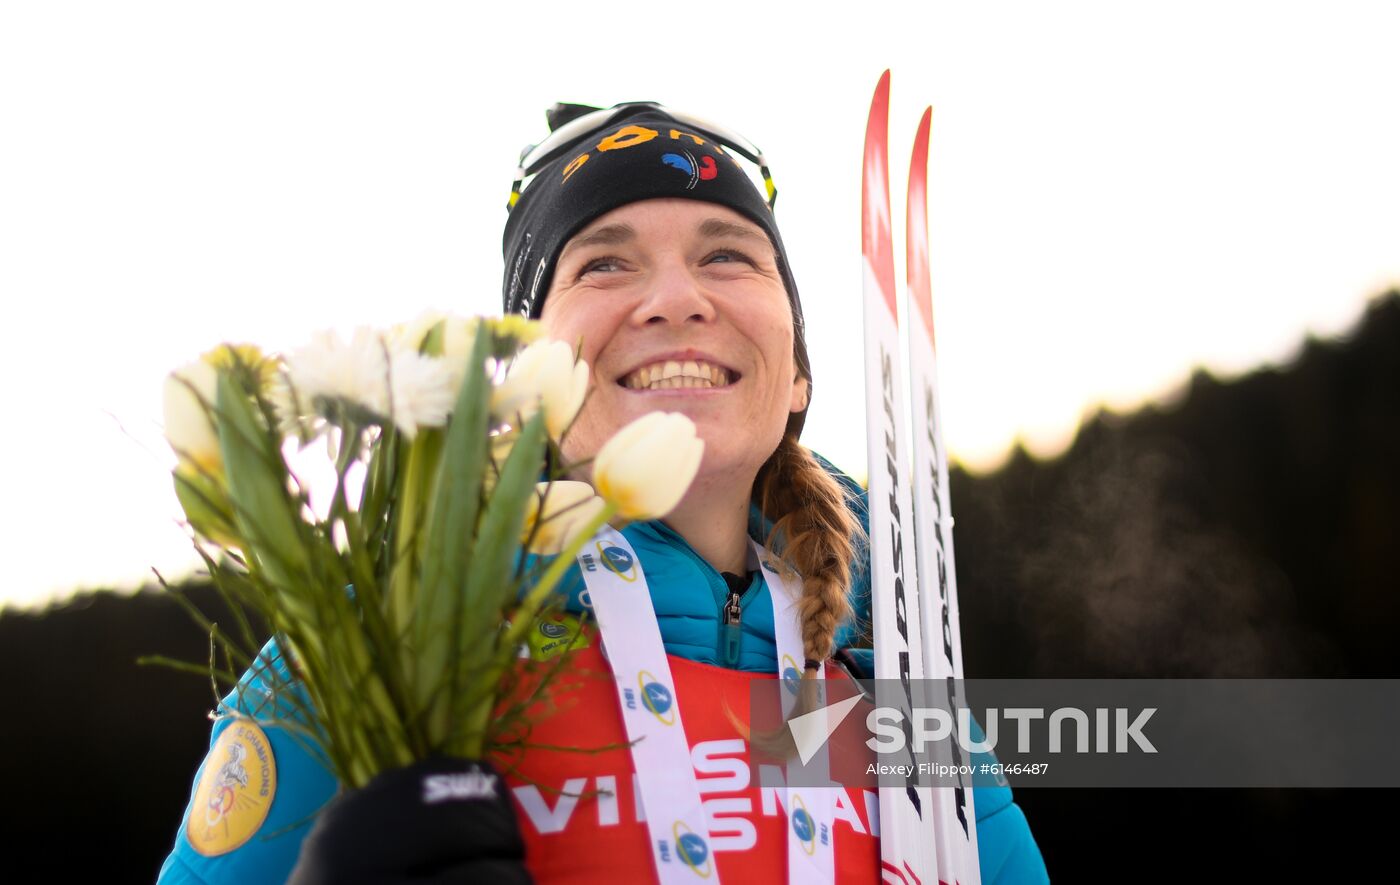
2, 1, 1396, 610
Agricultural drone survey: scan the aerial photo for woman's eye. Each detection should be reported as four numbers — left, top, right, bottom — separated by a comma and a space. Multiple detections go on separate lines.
704, 249, 754, 266
580, 257, 621, 275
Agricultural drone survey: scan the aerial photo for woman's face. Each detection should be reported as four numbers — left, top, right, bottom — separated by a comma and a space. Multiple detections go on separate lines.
539, 198, 808, 488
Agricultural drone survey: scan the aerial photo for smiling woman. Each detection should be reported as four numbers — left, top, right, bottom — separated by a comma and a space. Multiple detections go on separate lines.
541, 199, 809, 576
493, 101, 1043, 883
156, 101, 1047, 885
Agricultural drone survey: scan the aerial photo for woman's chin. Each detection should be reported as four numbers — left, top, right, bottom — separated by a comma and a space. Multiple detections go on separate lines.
610, 387, 737, 429
696, 424, 786, 476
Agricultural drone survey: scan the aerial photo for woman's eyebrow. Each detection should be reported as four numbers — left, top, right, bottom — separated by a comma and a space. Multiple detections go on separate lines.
560, 223, 636, 259
698, 218, 768, 244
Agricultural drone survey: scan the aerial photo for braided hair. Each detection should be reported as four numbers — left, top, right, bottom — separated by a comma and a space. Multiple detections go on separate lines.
721, 434, 863, 759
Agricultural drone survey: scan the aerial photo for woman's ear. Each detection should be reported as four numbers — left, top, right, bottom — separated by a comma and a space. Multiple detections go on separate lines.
790, 375, 810, 413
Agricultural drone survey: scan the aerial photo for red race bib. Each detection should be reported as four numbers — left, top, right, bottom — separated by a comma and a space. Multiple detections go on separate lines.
492, 644, 883, 884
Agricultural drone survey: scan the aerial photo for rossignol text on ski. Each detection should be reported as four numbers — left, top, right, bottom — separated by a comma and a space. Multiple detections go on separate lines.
905, 103, 981, 885
860, 69, 937, 885
861, 70, 982, 885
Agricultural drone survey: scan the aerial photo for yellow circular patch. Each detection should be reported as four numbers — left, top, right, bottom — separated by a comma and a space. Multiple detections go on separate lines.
185, 719, 277, 857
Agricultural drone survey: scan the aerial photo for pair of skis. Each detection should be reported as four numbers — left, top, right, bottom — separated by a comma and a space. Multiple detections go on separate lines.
861, 71, 980, 885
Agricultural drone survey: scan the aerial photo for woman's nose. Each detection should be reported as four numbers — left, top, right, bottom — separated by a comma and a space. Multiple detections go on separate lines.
632, 256, 717, 326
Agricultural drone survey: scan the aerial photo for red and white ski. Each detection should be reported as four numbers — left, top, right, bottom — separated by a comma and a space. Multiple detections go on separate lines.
906, 106, 981, 885
860, 69, 939, 885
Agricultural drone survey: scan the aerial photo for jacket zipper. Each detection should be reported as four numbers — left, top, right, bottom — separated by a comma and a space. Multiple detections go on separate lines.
722, 588, 743, 669
649, 522, 756, 670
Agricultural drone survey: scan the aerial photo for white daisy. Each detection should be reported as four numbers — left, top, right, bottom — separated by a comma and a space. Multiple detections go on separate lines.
279, 327, 388, 415
386, 348, 456, 439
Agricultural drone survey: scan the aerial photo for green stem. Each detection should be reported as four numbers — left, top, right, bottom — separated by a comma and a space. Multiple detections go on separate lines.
387, 430, 440, 678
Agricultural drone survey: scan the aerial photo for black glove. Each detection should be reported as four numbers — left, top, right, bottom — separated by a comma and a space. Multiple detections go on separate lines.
287, 756, 533, 885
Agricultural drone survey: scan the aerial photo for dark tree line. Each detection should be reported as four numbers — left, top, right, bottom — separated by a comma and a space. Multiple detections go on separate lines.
957, 295, 1400, 679
3, 291, 1396, 883
952, 291, 1400, 879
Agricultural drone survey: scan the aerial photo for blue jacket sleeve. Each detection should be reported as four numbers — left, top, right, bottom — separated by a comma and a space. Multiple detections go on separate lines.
157, 638, 339, 885
963, 716, 1050, 884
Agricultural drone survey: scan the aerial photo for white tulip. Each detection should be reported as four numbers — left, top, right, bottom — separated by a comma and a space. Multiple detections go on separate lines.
163, 359, 222, 474
592, 412, 704, 520
521, 481, 608, 555
491, 339, 590, 439
543, 358, 590, 440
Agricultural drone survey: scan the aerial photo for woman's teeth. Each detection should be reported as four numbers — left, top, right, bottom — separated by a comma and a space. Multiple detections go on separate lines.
622, 360, 732, 391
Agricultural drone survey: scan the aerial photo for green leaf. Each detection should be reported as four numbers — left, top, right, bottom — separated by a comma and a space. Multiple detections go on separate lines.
172, 467, 241, 550
463, 411, 545, 633
449, 409, 547, 749
411, 323, 493, 741
215, 371, 311, 591
360, 425, 402, 577
387, 427, 442, 645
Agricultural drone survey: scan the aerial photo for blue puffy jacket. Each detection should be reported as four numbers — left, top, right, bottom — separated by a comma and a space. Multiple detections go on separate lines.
158, 486, 1048, 883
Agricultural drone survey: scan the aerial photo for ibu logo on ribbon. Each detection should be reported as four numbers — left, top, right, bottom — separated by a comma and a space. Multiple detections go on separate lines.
790, 799, 817, 855
780, 653, 803, 696
669, 821, 714, 878
596, 541, 638, 582
637, 671, 676, 725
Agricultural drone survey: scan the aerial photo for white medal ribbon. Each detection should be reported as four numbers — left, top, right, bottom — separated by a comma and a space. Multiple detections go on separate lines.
758, 548, 837, 885
576, 527, 718, 884
577, 527, 835, 885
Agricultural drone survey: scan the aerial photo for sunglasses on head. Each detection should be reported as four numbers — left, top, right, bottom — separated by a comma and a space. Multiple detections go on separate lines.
507, 101, 778, 212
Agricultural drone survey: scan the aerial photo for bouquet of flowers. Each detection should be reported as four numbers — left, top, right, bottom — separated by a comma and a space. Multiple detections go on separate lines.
157, 314, 703, 788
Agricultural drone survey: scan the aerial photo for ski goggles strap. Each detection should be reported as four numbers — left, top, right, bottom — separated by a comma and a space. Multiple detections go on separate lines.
507, 102, 778, 212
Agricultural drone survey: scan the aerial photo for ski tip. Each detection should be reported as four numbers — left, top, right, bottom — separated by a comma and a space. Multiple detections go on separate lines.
907, 105, 935, 342
866, 70, 891, 135
912, 107, 931, 167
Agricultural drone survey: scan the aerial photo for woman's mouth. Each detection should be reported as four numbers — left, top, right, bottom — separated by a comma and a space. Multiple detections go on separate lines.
619, 359, 739, 391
